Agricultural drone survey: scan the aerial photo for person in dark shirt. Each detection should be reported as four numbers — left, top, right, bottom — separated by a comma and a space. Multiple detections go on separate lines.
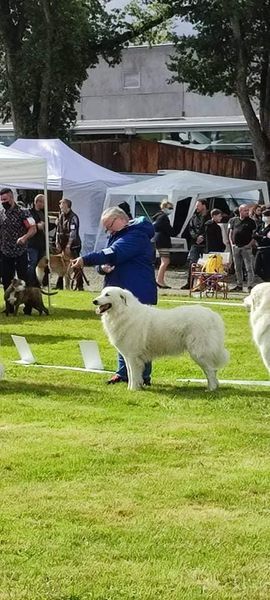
205, 209, 226, 253
181, 199, 210, 289
228, 204, 256, 292
153, 200, 174, 288
56, 198, 82, 290
253, 208, 270, 281
0, 188, 36, 289
28, 194, 47, 286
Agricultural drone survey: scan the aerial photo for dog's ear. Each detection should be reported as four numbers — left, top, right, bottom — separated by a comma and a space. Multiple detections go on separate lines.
120, 293, 127, 305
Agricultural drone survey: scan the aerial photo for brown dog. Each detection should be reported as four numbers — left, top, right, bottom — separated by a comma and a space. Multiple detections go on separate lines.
4, 278, 57, 316
36, 254, 71, 288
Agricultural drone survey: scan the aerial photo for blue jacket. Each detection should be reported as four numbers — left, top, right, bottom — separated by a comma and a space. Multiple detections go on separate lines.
83, 217, 157, 304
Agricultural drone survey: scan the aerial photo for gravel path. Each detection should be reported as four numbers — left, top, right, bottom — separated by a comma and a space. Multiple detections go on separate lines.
82, 266, 254, 297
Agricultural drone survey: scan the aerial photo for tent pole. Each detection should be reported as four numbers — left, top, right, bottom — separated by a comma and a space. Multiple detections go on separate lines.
179, 195, 198, 238
261, 182, 270, 205
43, 181, 51, 312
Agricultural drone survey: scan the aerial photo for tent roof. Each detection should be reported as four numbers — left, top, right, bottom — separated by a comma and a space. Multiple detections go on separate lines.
107, 170, 267, 200
10, 138, 130, 190
0, 144, 47, 185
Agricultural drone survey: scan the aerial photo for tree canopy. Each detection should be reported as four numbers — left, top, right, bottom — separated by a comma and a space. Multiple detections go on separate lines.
164, 0, 270, 180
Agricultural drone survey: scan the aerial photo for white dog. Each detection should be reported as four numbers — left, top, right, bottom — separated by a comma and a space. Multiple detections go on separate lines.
244, 282, 270, 374
93, 286, 229, 391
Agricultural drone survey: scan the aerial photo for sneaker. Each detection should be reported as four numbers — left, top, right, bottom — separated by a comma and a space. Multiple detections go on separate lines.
230, 285, 243, 292
107, 374, 125, 384
157, 283, 171, 289
181, 283, 190, 290
143, 378, 151, 386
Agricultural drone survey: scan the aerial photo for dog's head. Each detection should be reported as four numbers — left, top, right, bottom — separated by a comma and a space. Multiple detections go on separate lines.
93, 286, 134, 315
243, 282, 270, 313
10, 278, 26, 293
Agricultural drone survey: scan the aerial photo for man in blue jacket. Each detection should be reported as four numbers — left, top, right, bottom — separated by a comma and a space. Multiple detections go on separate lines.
72, 206, 157, 384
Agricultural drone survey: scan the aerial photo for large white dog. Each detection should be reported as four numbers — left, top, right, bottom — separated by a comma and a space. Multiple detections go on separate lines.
244, 282, 270, 374
93, 286, 229, 391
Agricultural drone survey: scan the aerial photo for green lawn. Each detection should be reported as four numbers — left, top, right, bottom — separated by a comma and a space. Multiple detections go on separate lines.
0, 291, 270, 600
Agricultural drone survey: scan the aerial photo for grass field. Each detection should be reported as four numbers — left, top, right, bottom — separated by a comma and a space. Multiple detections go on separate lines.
0, 290, 270, 600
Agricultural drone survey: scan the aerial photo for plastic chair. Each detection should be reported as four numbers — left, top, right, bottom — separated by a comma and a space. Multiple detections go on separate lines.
190, 252, 230, 299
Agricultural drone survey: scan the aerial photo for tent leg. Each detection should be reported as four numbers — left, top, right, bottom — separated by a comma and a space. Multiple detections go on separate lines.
43, 182, 52, 313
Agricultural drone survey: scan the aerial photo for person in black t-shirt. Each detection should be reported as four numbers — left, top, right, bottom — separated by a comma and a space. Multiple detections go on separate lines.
205, 209, 226, 253
228, 204, 256, 292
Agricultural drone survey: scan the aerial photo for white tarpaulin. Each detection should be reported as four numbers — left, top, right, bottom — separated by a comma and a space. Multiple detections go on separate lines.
0, 145, 50, 269
0, 145, 47, 184
98, 170, 269, 249
10, 138, 131, 253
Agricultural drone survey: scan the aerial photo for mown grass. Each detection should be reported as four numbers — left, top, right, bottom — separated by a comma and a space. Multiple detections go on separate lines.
0, 290, 270, 600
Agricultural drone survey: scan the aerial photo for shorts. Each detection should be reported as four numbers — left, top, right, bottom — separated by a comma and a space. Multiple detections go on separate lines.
157, 248, 171, 258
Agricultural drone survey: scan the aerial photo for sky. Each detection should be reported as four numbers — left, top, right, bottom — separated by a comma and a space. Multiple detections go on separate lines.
107, 0, 194, 34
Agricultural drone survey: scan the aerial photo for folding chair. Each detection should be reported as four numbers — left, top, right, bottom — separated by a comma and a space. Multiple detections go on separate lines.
190, 252, 231, 299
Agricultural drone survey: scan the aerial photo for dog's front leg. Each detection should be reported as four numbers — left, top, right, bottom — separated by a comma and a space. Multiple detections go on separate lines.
127, 358, 144, 391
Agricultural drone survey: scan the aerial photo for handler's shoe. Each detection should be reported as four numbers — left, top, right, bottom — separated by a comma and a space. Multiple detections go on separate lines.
230, 285, 243, 292
143, 378, 151, 386
107, 374, 125, 384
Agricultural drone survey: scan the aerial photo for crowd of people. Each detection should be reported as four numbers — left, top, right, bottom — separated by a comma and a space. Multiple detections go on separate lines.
1, 188, 270, 382
0, 189, 82, 307
180, 199, 270, 292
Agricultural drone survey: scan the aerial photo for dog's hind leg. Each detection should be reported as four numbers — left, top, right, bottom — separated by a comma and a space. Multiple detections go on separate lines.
189, 352, 219, 391
126, 358, 144, 391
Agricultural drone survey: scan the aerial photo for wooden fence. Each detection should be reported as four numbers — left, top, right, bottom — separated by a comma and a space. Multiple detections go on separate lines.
47, 139, 256, 210
72, 139, 257, 180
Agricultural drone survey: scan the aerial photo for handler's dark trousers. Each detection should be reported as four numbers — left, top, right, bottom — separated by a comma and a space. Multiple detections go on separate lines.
2, 252, 29, 290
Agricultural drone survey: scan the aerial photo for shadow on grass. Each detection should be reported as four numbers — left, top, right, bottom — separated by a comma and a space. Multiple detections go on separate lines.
0, 379, 100, 397
144, 382, 270, 401
1, 331, 103, 347
0, 307, 98, 322
1, 379, 269, 406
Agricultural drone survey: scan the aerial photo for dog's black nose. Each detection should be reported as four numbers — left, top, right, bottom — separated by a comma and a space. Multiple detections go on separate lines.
93, 299, 98, 305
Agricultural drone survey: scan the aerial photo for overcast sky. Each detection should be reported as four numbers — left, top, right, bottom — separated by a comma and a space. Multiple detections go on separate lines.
107, 0, 194, 34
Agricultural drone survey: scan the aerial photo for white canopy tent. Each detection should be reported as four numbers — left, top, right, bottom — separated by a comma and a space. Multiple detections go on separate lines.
98, 170, 269, 249
10, 138, 131, 252
0, 144, 47, 184
0, 144, 49, 265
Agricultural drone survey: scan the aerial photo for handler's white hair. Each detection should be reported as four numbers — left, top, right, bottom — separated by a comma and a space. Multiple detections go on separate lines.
101, 206, 129, 221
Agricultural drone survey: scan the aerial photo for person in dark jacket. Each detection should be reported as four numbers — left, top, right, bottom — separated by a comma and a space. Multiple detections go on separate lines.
253, 208, 270, 281
56, 198, 83, 290
28, 194, 50, 286
153, 199, 174, 289
205, 209, 226, 254
72, 206, 157, 385
181, 199, 210, 289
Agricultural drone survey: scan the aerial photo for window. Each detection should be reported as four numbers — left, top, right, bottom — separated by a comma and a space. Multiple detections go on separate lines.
123, 72, 140, 89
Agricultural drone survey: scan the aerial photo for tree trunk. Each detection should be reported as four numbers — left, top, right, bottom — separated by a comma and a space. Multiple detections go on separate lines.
231, 14, 270, 182
37, 0, 53, 138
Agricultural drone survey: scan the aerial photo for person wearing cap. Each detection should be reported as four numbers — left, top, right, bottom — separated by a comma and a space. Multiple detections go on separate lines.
153, 199, 175, 289
253, 208, 270, 281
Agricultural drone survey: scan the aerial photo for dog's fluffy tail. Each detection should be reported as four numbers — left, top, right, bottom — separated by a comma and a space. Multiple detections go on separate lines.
215, 347, 230, 369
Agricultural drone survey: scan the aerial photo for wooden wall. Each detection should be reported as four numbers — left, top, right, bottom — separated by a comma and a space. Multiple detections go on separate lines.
72, 139, 257, 180
48, 139, 256, 211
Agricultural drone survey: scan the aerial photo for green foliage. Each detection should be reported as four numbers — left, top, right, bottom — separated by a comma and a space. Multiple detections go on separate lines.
1, 290, 270, 598
166, 0, 270, 99
0, 0, 126, 138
